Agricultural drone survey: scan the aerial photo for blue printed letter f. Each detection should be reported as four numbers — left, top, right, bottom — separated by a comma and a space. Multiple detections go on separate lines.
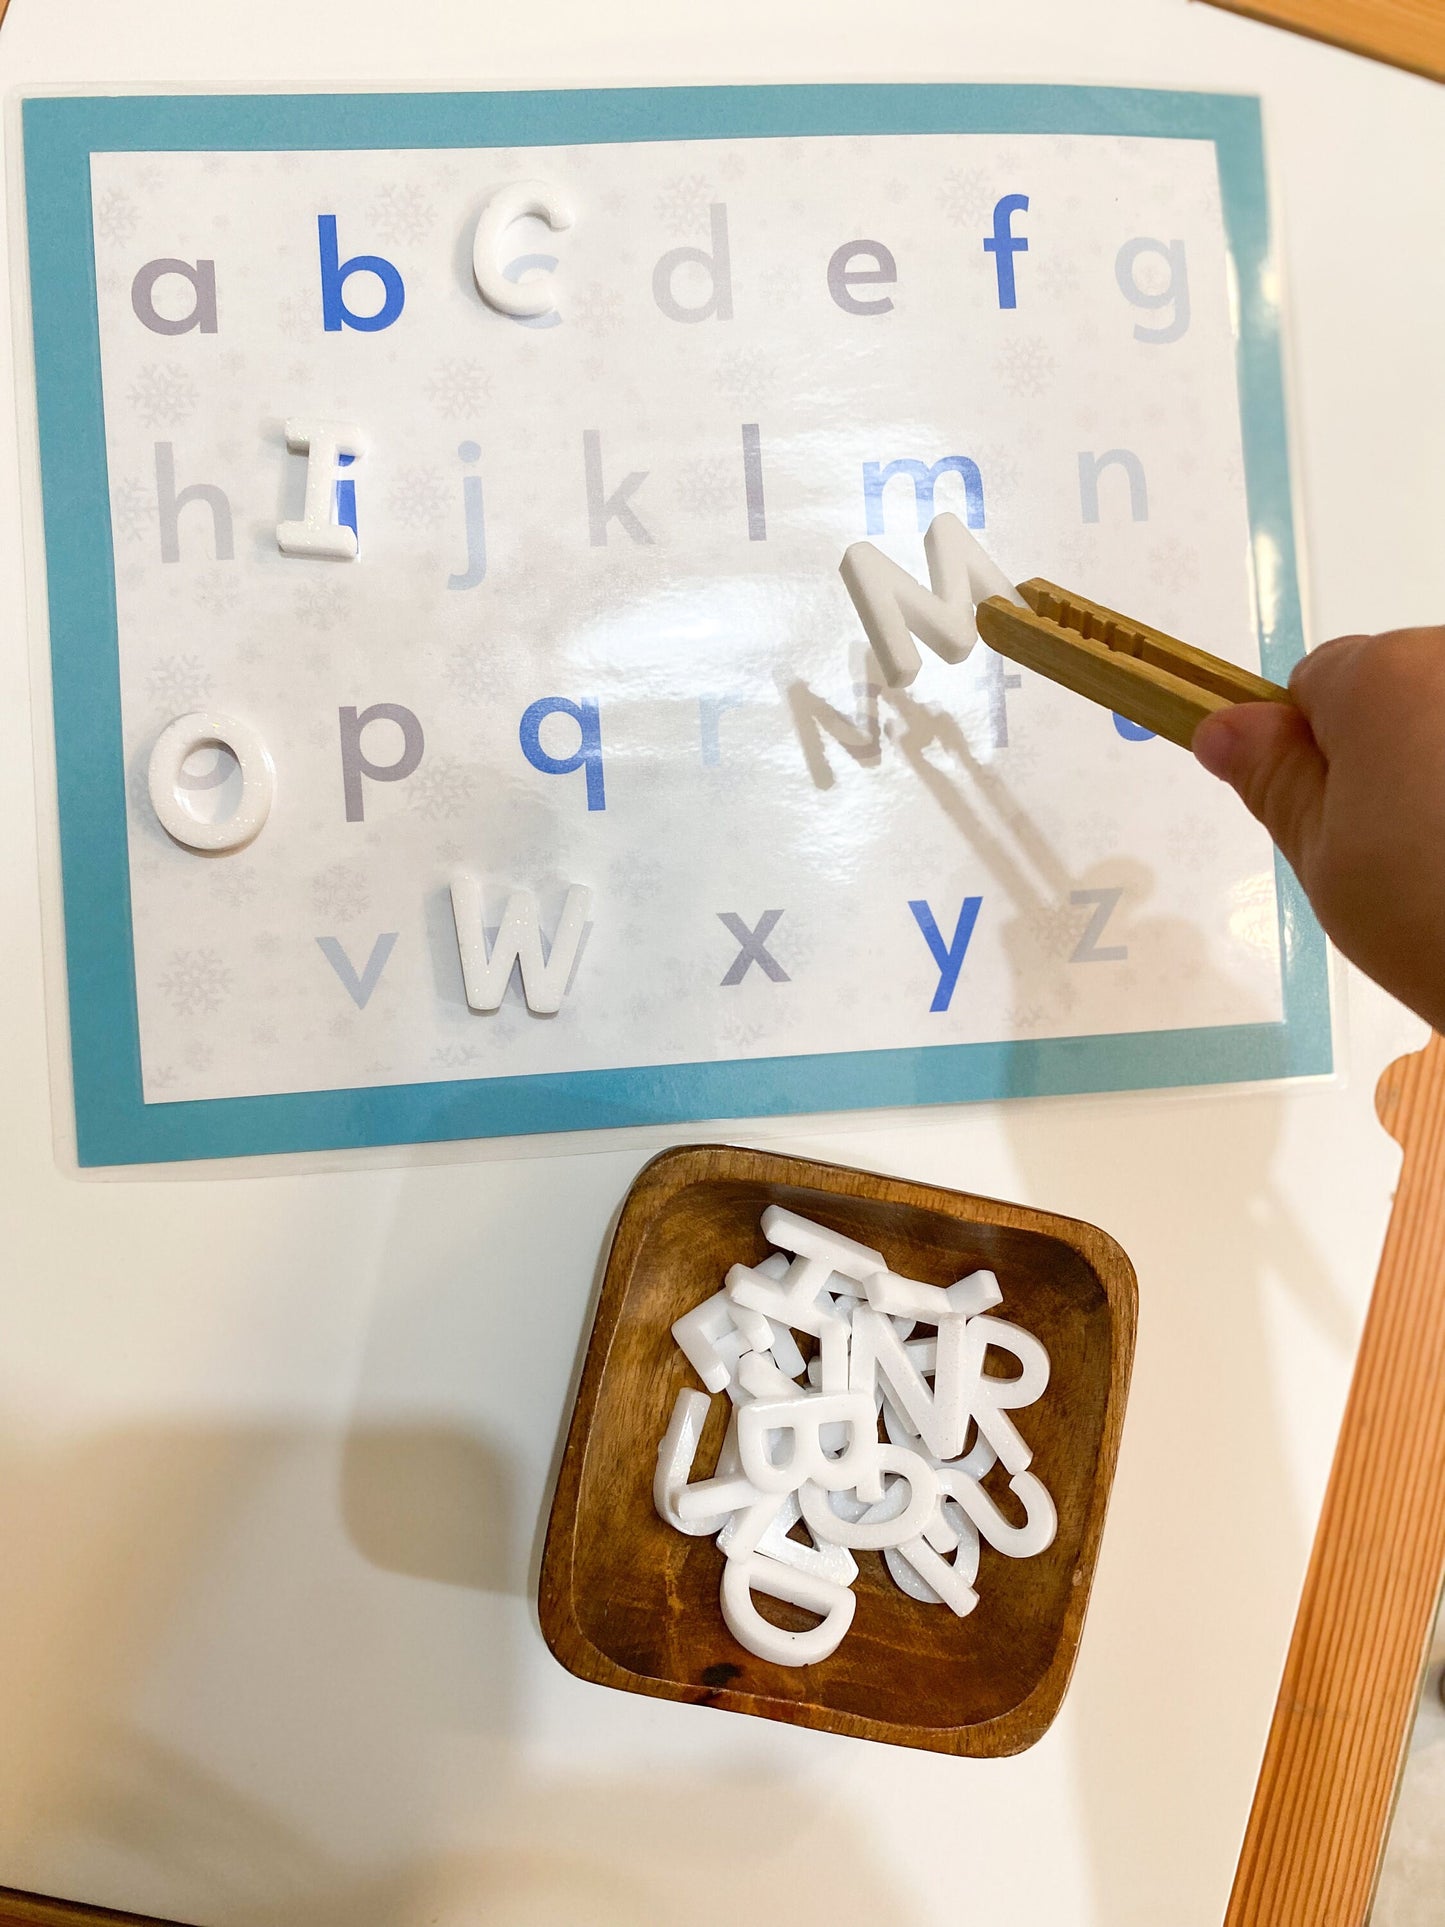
984, 194, 1030, 310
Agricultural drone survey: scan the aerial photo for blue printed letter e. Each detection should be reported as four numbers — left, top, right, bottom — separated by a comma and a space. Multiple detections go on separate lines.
318, 215, 405, 333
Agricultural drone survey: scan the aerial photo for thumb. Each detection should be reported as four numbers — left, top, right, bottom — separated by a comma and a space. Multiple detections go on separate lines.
1192, 702, 1328, 877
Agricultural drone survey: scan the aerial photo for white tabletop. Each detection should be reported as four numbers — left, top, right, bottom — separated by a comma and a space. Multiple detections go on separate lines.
0, 4, 1441, 1924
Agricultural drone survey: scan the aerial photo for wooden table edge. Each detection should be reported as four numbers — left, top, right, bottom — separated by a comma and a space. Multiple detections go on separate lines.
1225, 1034, 1445, 1923
0, 1888, 190, 1927
1195, 0, 1445, 83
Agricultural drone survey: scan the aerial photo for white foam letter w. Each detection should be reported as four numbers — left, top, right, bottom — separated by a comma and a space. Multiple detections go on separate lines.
449, 879, 591, 1015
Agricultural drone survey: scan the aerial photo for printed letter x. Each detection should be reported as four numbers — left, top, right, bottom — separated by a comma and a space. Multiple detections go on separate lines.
718, 910, 789, 986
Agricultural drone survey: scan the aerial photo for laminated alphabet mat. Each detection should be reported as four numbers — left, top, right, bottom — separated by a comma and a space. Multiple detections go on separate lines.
18, 85, 1331, 1167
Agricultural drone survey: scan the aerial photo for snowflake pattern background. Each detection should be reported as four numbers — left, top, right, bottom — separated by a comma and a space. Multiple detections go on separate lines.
158, 948, 232, 1016
425, 359, 492, 419
127, 363, 198, 429
81, 129, 1291, 1109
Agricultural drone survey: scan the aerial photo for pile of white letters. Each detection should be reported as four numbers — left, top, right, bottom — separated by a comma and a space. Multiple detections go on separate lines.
654, 1206, 1058, 1667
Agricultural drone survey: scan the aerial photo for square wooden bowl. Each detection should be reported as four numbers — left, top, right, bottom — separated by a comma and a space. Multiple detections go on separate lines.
539, 1145, 1137, 1756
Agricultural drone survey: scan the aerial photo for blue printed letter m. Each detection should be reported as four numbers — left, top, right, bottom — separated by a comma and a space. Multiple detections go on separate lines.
863, 456, 985, 535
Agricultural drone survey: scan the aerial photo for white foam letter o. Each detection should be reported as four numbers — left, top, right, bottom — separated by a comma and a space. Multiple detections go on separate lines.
148, 709, 274, 852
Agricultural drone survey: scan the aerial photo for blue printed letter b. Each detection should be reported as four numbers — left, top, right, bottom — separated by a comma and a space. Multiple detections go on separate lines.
318, 215, 405, 334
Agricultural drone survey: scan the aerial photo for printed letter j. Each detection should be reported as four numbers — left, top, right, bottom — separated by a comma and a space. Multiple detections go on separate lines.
449, 443, 487, 591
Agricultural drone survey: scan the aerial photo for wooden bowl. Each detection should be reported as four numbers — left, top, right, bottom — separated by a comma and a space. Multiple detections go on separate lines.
539, 1145, 1137, 1756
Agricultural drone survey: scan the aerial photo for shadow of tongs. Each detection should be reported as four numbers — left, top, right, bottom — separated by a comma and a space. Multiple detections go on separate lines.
975, 578, 1293, 748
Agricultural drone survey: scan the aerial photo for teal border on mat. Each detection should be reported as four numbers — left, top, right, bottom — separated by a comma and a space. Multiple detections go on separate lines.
21, 83, 1331, 1167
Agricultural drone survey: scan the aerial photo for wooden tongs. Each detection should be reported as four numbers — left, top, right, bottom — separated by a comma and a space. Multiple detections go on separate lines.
975, 578, 1293, 748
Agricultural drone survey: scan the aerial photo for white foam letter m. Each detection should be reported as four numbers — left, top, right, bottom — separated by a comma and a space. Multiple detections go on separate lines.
839, 512, 1025, 689
449, 879, 591, 1015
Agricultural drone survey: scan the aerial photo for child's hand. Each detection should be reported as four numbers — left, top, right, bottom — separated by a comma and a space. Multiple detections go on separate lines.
1193, 625, 1445, 1033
